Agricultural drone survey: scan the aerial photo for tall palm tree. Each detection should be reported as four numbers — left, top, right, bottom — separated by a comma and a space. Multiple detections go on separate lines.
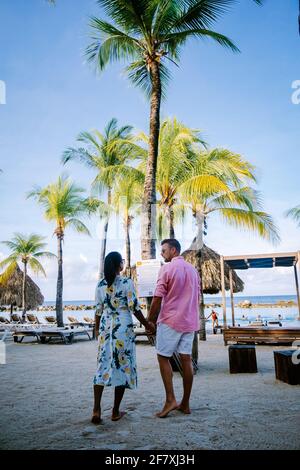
285, 205, 300, 227
86, 0, 263, 260
112, 171, 144, 275
138, 117, 206, 239
62, 118, 142, 279
28, 175, 90, 327
178, 149, 280, 340
0, 233, 55, 321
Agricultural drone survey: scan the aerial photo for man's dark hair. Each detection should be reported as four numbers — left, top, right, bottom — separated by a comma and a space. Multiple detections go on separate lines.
161, 238, 181, 253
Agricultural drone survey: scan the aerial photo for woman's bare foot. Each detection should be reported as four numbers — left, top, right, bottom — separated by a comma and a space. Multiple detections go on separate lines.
156, 400, 178, 418
176, 403, 191, 414
91, 408, 102, 424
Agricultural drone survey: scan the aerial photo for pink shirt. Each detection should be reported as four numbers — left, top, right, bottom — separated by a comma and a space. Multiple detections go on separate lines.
154, 256, 200, 333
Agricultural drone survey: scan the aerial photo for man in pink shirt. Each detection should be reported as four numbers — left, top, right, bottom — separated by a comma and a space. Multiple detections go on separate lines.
148, 239, 200, 418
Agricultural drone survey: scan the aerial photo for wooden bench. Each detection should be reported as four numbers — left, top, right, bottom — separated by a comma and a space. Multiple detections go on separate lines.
223, 326, 300, 346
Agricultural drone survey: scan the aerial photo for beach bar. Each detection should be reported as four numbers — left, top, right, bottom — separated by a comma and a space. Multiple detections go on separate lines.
220, 251, 300, 327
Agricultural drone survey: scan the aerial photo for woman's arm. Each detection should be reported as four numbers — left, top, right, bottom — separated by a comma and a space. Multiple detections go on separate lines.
94, 312, 100, 339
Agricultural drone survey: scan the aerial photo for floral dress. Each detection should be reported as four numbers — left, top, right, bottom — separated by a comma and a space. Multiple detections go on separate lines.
93, 275, 141, 389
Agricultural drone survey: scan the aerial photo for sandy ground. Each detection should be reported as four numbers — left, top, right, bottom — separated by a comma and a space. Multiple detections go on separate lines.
0, 334, 299, 450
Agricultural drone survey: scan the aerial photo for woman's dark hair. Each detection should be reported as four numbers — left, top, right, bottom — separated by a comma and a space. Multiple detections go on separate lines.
104, 252, 123, 287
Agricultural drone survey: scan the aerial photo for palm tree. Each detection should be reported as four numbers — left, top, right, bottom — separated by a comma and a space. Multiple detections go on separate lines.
178, 149, 279, 340
138, 117, 206, 239
0, 233, 55, 321
285, 205, 300, 227
62, 118, 142, 279
28, 175, 90, 327
112, 171, 144, 275
86, 0, 263, 260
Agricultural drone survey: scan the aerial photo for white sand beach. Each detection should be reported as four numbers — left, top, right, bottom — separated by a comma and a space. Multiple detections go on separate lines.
0, 334, 299, 450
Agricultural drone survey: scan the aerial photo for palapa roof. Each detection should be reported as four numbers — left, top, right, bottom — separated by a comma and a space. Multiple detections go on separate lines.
0, 264, 44, 309
182, 244, 244, 295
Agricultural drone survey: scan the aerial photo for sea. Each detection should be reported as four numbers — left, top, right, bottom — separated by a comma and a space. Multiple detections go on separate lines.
42, 294, 300, 328
3, 295, 299, 329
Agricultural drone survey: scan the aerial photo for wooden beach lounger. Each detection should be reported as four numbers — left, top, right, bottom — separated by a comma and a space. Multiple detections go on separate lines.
223, 326, 300, 346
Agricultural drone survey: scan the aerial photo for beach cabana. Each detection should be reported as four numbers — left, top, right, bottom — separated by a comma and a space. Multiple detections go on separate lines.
220, 251, 300, 326
0, 264, 44, 318
182, 244, 244, 294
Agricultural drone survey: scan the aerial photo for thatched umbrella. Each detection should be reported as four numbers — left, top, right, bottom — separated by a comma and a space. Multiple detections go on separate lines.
182, 244, 244, 341
0, 264, 44, 319
182, 244, 244, 294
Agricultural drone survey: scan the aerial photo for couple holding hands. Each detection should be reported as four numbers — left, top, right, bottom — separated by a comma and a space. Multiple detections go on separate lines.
92, 238, 200, 424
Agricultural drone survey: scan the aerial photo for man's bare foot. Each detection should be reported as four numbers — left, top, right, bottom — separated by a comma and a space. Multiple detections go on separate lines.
176, 403, 191, 414
156, 400, 178, 418
111, 411, 126, 421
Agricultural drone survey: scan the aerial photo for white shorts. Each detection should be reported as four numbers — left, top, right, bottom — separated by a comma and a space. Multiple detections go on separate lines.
155, 322, 194, 357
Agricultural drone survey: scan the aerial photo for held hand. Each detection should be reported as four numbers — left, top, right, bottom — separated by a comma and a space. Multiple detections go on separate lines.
145, 321, 156, 335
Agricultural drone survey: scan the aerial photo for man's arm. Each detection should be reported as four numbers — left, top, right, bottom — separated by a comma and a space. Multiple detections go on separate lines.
133, 309, 155, 334
147, 296, 162, 324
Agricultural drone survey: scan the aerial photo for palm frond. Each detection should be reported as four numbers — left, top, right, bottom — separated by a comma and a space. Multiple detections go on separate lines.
86, 18, 140, 70
125, 59, 171, 99
285, 205, 300, 227
65, 218, 91, 236
209, 187, 263, 212
219, 208, 280, 244
28, 258, 47, 277
179, 174, 233, 201
0, 261, 18, 284
164, 28, 239, 54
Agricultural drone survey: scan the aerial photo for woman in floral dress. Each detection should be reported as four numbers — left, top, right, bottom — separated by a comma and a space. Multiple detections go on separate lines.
92, 252, 155, 424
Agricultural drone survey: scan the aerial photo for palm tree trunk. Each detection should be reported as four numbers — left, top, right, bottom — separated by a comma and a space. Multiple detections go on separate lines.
198, 266, 206, 341
99, 189, 111, 279
167, 205, 175, 239
125, 219, 131, 277
141, 60, 161, 260
56, 234, 64, 327
189, 210, 206, 341
99, 218, 109, 280
22, 261, 27, 322
188, 210, 205, 251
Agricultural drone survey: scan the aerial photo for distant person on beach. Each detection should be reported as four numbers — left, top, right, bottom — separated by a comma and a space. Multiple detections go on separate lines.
147, 239, 200, 418
92, 252, 155, 424
206, 309, 219, 329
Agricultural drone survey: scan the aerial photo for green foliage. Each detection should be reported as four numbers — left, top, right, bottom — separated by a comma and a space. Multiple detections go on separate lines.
86, 1, 247, 99
285, 205, 300, 227
27, 175, 90, 237
0, 233, 55, 277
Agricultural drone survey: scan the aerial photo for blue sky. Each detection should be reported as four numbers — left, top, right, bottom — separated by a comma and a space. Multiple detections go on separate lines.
0, 0, 299, 300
